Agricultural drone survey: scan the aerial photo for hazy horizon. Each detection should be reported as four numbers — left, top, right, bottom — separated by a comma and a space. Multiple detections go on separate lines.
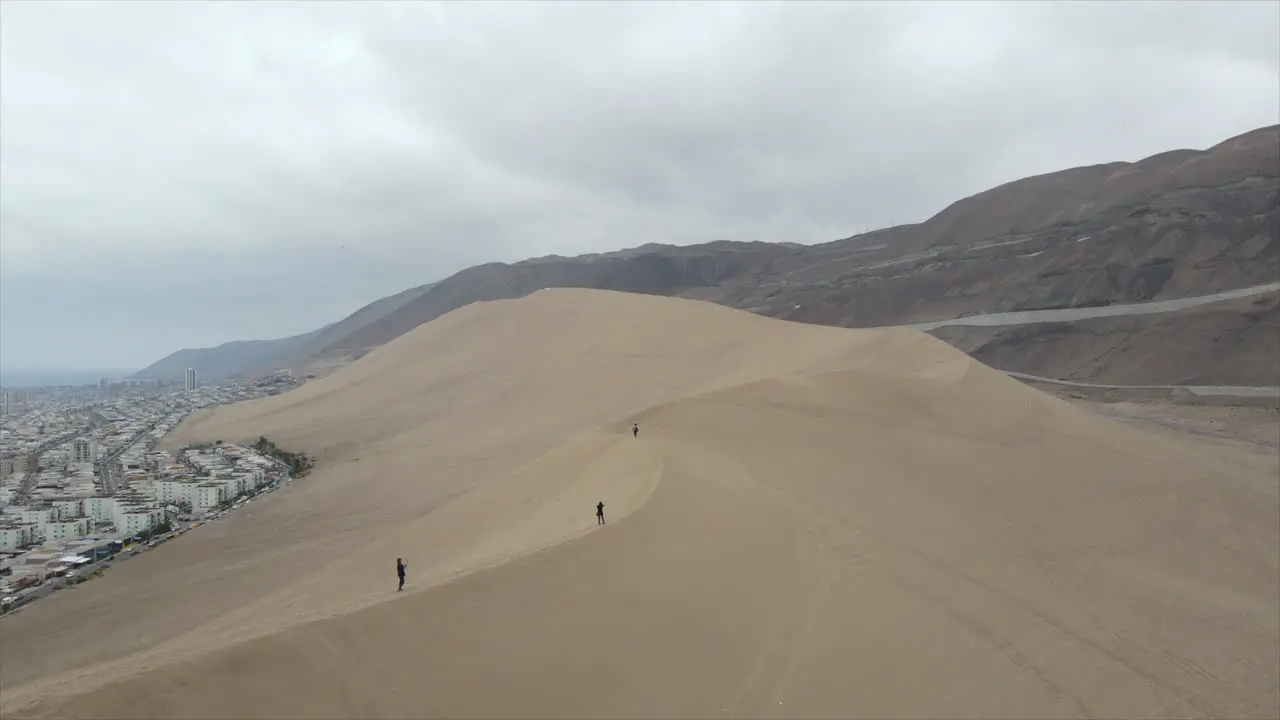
0, 367, 139, 388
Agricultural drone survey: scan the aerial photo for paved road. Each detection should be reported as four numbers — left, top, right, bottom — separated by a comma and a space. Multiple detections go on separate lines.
95, 416, 165, 494
905, 282, 1280, 332
1003, 372, 1280, 400
873, 283, 1280, 401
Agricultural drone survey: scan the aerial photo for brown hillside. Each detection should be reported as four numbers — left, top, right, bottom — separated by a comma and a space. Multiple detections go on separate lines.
299, 126, 1280, 385
135, 126, 1279, 387
892, 124, 1280, 255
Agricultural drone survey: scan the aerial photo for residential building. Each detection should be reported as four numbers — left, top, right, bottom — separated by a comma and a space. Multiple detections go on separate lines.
121, 511, 152, 536
0, 391, 26, 415
120, 507, 162, 536
235, 470, 266, 491
217, 476, 245, 500
156, 479, 197, 506
0, 523, 33, 549
49, 499, 83, 520
111, 492, 153, 522
193, 483, 227, 515
21, 507, 56, 534
184, 368, 199, 392
45, 518, 90, 543
72, 438, 97, 464
83, 496, 117, 524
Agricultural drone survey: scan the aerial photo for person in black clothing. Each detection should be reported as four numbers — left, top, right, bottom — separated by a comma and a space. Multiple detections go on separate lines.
596, 501, 606, 525
396, 557, 407, 591
632, 423, 639, 438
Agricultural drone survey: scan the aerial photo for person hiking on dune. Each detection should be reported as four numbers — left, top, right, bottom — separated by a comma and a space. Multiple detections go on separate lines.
597, 501, 606, 525
396, 557, 407, 591
632, 423, 639, 439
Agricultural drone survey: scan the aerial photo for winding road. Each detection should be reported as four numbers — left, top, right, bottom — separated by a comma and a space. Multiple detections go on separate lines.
891, 283, 1280, 401
905, 282, 1280, 332
1003, 372, 1280, 400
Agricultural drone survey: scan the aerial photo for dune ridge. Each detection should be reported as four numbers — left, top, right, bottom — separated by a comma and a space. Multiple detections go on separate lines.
2, 289, 1276, 719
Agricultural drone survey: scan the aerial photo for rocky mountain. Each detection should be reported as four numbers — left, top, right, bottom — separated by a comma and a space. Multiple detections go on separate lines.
134, 282, 436, 381
141, 124, 1280, 386
132, 330, 325, 381
238, 282, 437, 378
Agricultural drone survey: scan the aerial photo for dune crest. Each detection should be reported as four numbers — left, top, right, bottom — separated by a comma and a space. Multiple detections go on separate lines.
3, 289, 1276, 719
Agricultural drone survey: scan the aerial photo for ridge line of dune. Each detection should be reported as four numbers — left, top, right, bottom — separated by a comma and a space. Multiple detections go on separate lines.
9, 288, 1275, 719
0, 429, 668, 716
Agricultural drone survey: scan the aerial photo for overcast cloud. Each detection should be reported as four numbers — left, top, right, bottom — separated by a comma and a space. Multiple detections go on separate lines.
1, 0, 1277, 370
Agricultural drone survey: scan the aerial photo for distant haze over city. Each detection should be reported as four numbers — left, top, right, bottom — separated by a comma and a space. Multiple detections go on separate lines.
0, 370, 137, 389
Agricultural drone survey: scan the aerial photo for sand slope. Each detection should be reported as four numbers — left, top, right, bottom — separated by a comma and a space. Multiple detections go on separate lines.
2, 289, 1276, 719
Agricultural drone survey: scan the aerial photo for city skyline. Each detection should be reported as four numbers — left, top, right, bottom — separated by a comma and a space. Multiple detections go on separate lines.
0, 374, 302, 614
0, 368, 141, 387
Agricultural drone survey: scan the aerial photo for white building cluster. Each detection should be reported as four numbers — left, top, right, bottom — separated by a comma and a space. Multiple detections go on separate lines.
1, 377, 301, 610
157, 444, 281, 517
0, 497, 161, 549
0, 443, 283, 551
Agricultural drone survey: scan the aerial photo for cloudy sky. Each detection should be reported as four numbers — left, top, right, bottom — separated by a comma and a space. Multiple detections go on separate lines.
1, 0, 1277, 370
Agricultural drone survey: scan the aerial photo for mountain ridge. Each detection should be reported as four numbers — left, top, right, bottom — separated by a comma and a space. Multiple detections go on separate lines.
134, 282, 437, 380
139, 124, 1279, 387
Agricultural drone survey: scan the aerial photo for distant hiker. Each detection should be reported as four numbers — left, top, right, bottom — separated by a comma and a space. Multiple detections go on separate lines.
597, 501, 606, 525
396, 557, 407, 591
632, 423, 639, 438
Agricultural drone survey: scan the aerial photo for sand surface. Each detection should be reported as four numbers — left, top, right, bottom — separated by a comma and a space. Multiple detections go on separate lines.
2, 289, 1276, 719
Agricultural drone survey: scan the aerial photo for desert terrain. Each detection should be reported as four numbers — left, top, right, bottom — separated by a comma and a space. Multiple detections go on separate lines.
3, 289, 1277, 719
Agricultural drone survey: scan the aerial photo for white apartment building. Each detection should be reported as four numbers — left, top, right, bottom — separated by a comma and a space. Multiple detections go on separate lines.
193, 483, 228, 515
72, 438, 98, 464
120, 507, 162, 536
156, 480, 196, 506
126, 483, 158, 503
45, 517, 90, 543
112, 493, 152, 519
219, 475, 247, 499
237, 471, 265, 490
50, 499, 83, 520
21, 508, 56, 533
184, 368, 199, 392
0, 524, 33, 549
83, 496, 117, 524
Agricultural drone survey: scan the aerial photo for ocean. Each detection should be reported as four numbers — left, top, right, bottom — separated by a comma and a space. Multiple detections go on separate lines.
0, 368, 136, 388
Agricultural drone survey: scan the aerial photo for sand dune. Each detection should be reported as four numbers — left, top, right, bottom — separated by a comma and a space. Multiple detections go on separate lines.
2, 289, 1276, 719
